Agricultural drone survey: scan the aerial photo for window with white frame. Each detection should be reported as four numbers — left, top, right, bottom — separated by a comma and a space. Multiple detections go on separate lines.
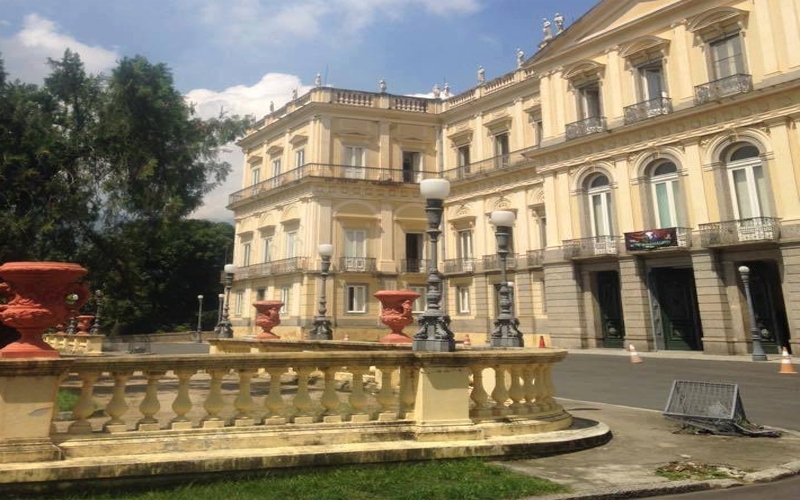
648, 161, 684, 228
402, 151, 422, 183
262, 235, 273, 262
280, 285, 290, 314
344, 229, 367, 270
234, 290, 244, 316
409, 286, 426, 313
256, 288, 265, 301
586, 174, 614, 236
710, 34, 745, 80
725, 144, 770, 219
271, 158, 282, 187
457, 229, 473, 259
346, 285, 367, 313
577, 82, 602, 119
457, 286, 471, 314
343, 145, 365, 179
242, 242, 251, 267
457, 145, 471, 175
285, 231, 296, 259
295, 148, 305, 168
637, 62, 666, 102
250, 166, 261, 186
494, 133, 510, 162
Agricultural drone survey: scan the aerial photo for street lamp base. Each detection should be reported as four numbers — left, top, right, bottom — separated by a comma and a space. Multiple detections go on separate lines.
490, 336, 524, 348
412, 338, 455, 352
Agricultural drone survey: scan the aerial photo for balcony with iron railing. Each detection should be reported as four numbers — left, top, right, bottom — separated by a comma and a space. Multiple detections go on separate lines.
694, 74, 753, 105
339, 256, 377, 273
443, 258, 476, 274
526, 250, 544, 268
228, 164, 424, 206
565, 117, 607, 140
480, 254, 519, 272
235, 257, 309, 279
699, 217, 780, 247
562, 236, 620, 259
442, 147, 538, 182
623, 97, 672, 125
623, 227, 691, 253
400, 259, 429, 274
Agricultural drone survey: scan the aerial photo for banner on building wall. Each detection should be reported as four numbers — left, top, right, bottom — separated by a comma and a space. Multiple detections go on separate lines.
624, 228, 678, 251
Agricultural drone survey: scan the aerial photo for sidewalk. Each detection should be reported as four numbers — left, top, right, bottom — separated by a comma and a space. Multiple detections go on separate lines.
503, 398, 800, 499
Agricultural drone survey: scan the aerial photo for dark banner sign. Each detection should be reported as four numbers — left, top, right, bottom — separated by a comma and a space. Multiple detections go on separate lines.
624, 228, 678, 251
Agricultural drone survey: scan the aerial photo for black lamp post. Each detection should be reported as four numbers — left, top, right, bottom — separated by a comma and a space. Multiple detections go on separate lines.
196, 294, 204, 343
216, 264, 236, 339
738, 265, 767, 361
413, 178, 455, 352
309, 243, 334, 340
490, 210, 524, 347
90, 290, 103, 336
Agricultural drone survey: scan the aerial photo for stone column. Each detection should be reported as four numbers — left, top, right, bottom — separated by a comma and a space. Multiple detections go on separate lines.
690, 251, 740, 355
0, 359, 72, 463
543, 262, 587, 348
619, 257, 653, 351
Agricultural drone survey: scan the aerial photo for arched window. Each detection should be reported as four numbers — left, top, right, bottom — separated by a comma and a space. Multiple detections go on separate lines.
648, 161, 684, 228
586, 174, 614, 236
725, 144, 770, 219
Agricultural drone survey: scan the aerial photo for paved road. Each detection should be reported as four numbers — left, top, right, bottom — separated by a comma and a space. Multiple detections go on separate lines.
554, 353, 800, 431
649, 475, 800, 499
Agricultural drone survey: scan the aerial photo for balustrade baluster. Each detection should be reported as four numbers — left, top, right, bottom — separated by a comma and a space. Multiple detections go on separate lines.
68, 370, 99, 434
491, 366, 510, 417
521, 365, 538, 414
320, 366, 341, 423
293, 367, 315, 423
469, 366, 492, 420
398, 366, 416, 419
234, 369, 257, 426
170, 369, 195, 429
347, 367, 369, 422
540, 364, 559, 411
375, 365, 397, 421
531, 364, 547, 411
263, 367, 286, 424
103, 371, 132, 433
507, 366, 524, 413
137, 371, 165, 431
201, 369, 227, 428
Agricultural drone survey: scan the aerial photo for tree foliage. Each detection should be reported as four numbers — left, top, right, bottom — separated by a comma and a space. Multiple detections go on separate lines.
0, 51, 251, 334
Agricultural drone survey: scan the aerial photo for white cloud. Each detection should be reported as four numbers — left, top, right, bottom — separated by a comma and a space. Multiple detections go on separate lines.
186, 73, 310, 221
0, 14, 118, 83
194, 0, 482, 46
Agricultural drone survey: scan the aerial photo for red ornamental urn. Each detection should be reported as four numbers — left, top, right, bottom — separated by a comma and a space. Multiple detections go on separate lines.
374, 290, 421, 344
253, 300, 283, 340
76, 315, 95, 335
0, 262, 90, 358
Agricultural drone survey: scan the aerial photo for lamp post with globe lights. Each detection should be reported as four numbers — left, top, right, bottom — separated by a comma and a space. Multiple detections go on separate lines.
413, 178, 455, 352
490, 210, 524, 347
309, 244, 334, 340
216, 264, 236, 339
195, 294, 204, 343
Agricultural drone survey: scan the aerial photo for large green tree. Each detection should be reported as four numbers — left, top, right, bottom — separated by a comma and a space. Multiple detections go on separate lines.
0, 51, 251, 334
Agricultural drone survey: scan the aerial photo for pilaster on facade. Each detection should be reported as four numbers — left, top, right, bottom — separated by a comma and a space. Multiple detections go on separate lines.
543, 262, 587, 349
690, 251, 740, 355
618, 257, 653, 351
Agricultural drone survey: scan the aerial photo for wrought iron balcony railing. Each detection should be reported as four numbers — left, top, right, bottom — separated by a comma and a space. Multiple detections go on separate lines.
694, 74, 753, 105
339, 256, 377, 273
442, 146, 538, 182
480, 254, 519, 272
565, 117, 607, 140
526, 249, 544, 267
699, 217, 780, 247
235, 257, 308, 279
228, 164, 424, 206
443, 258, 476, 274
400, 259, 429, 273
562, 236, 619, 259
623, 97, 672, 125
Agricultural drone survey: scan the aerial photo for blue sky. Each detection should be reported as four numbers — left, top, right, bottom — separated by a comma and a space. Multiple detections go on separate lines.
0, 0, 598, 220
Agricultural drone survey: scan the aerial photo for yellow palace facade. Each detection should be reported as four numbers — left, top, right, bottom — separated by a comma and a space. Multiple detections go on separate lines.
228, 0, 800, 356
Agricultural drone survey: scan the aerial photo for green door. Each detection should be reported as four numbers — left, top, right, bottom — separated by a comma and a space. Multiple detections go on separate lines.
652, 268, 703, 351
596, 271, 625, 348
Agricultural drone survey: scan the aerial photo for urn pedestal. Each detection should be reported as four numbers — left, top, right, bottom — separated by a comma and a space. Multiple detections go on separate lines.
253, 300, 283, 340
375, 290, 420, 344
76, 315, 95, 336
0, 262, 89, 359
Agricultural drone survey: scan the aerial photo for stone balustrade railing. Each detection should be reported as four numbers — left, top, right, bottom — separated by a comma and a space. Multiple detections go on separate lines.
43, 333, 104, 355
0, 348, 571, 464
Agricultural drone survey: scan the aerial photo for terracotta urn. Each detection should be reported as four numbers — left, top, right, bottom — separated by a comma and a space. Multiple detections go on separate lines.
253, 300, 283, 340
0, 262, 90, 358
375, 289, 420, 344
76, 315, 95, 335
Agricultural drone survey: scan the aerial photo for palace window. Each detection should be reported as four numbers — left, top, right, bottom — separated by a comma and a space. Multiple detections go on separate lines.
346, 285, 367, 313
280, 285, 290, 314
648, 161, 685, 228
725, 144, 770, 219
343, 145, 365, 179
586, 174, 614, 236
457, 286, 471, 314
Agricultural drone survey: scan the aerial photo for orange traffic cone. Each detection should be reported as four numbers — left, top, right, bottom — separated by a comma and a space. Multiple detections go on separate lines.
538, 335, 546, 348
628, 344, 643, 364
463, 334, 472, 348
779, 348, 797, 374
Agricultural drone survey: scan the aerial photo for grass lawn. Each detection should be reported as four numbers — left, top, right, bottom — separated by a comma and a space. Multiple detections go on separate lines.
19, 459, 567, 500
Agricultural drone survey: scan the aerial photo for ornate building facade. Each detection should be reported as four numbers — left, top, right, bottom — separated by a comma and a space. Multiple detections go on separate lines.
228, 0, 800, 356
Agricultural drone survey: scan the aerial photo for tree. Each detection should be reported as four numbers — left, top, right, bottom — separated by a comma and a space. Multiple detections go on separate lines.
0, 51, 252, 334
